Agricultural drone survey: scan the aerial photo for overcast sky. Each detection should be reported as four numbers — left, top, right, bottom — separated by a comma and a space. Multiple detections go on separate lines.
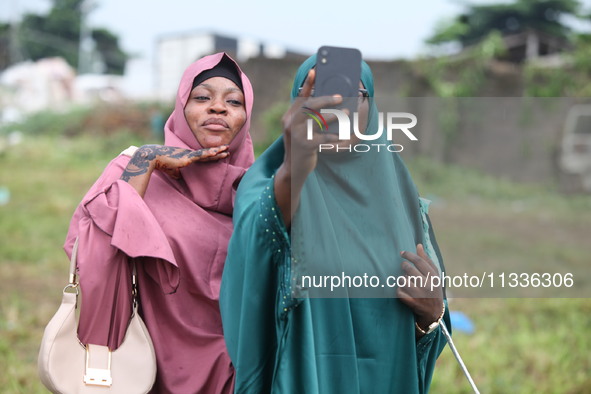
2, 0, 590, 96
7, 0, 590, 61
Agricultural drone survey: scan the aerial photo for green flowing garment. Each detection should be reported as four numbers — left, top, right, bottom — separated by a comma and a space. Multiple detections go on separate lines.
220, 55, 451, 394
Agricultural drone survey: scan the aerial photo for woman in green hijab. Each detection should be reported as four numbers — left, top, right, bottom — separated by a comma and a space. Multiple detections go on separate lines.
220, 54, 451, 393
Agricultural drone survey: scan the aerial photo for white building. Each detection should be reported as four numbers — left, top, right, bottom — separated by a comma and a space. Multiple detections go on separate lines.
155, 31, 286, 100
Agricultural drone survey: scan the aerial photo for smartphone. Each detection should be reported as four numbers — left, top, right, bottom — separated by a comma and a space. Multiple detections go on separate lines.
314, 46, 362, 119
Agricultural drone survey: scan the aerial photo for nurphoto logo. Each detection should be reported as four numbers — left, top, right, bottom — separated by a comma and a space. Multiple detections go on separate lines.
304, 108, 418, 152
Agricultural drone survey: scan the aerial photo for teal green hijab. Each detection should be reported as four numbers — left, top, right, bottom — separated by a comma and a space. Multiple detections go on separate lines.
289, 55, 431, 297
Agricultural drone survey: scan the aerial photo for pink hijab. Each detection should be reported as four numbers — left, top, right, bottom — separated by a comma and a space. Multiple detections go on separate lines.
64, 52, 254, 393
164, 52, 254, 213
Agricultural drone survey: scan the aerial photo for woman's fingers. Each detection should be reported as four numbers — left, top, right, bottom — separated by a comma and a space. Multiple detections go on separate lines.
299, 69, 315, 97
286, 69, 342, 143
398, 244, 443, 302
305, 94, 343, 112
397, 245, 444, 327
189, 145, 229, 162
199, 151, 230, 162
288, 97, 344, 143
400, 245, 438, 277
150, 145, 231, 180
400, 257, 424, 278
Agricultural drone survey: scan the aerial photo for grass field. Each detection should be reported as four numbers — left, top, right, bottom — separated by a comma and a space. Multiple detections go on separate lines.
1, 131, 590, 393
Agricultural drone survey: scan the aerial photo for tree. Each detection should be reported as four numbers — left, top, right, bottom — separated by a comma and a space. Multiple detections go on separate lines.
7, 0, 128, 74
92, 28, 127, 74
428, 0, 582, 47
0, 23, 10, 70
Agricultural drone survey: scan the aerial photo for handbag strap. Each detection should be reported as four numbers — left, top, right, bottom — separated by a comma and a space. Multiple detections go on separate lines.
131, 260, 139, 310
118, 145, 140, 305
67, 237, 139, 306
68, 237, 79, 287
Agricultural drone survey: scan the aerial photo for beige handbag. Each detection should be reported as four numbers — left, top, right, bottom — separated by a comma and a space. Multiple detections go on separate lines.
38, 238, 157, 393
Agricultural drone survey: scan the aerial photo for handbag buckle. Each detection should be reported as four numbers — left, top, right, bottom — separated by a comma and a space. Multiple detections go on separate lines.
84, 344, 113, 387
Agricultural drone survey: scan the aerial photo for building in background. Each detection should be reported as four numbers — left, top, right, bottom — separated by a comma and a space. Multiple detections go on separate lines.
155, 31, 288, 100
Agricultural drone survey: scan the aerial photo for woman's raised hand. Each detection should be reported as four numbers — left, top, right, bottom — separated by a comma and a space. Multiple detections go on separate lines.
121, 144, 229, 197
274, 70, 343, 227
281, 69, 341, 182
396, 244, 445, 338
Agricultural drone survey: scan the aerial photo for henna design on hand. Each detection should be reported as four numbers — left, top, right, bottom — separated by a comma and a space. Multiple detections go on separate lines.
120, 145, 225, 182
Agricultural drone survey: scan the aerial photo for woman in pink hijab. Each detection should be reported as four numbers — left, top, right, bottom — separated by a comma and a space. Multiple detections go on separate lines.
64, 52, 254, 393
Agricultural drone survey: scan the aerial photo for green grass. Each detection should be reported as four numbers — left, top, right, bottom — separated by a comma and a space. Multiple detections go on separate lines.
1, 127, 590, 392
430, 298, 591, 394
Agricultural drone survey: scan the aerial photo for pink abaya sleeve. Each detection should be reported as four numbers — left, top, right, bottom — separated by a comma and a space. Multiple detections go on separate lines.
64, 154, 179, 349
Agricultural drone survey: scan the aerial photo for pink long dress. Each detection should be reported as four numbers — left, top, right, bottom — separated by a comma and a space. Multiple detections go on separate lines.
64, 52, 254, 393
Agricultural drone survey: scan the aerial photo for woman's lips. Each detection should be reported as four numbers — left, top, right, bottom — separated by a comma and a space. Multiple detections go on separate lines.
203, 118, 229, 131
